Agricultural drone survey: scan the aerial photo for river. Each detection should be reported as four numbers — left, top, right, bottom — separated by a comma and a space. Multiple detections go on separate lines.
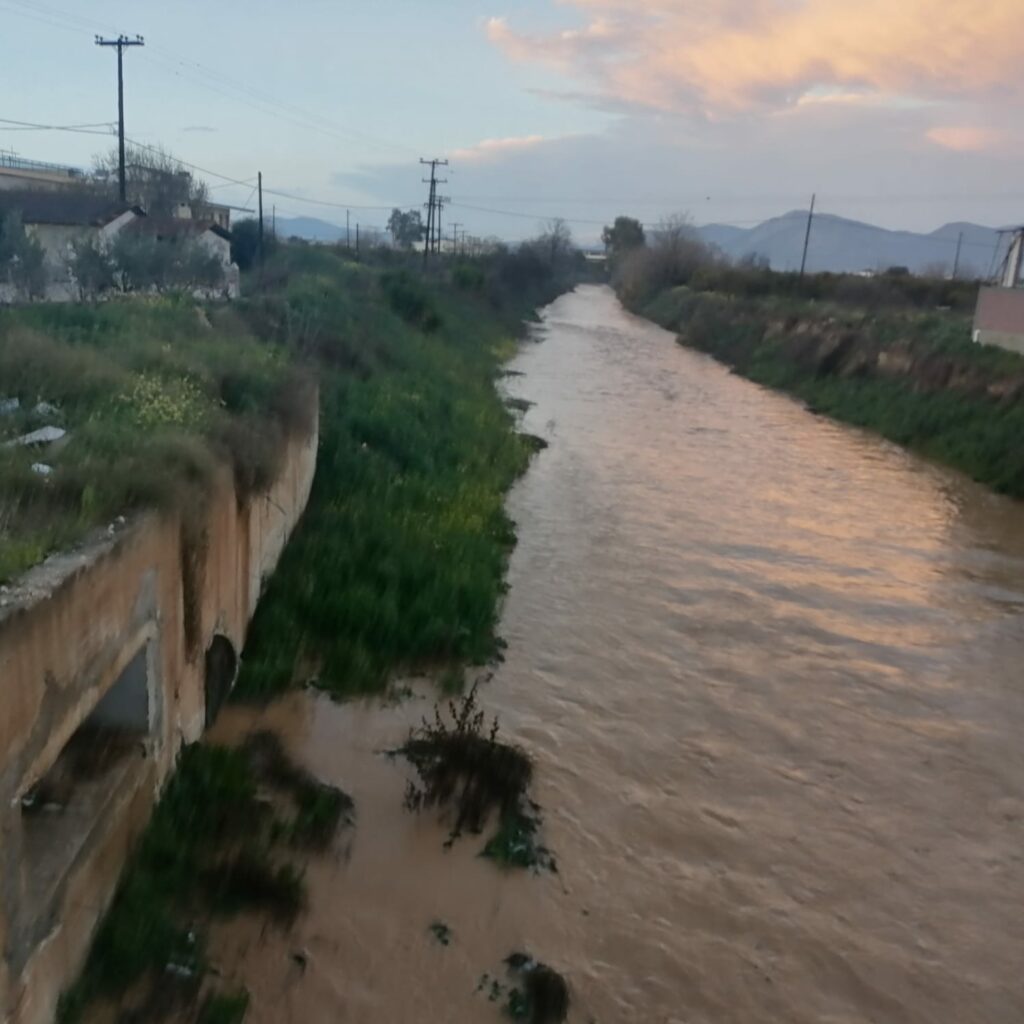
213, 284, 1024, 1023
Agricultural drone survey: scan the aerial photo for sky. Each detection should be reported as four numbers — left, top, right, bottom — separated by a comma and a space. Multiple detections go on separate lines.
2, 0, 1022, 243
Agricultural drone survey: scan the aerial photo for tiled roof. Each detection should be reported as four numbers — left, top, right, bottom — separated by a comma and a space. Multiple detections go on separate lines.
123, 217, 230, 241
0, 189, 140, 227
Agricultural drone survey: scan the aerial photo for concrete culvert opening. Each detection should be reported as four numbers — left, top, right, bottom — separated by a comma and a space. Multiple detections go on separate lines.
205, 635, 238, 727
19, 646, 152, 940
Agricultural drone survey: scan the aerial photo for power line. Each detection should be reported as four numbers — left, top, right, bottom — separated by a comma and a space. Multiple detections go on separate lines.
0, 116, 115, 138
0, 0, 420, 159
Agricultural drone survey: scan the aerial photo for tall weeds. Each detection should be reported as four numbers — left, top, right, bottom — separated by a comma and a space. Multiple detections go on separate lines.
235, 248, 556, 697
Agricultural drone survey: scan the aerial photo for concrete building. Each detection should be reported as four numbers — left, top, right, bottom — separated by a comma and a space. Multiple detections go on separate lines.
973, 227, 1024, 355
0, 191, 142, 302
0, 154, 87, 194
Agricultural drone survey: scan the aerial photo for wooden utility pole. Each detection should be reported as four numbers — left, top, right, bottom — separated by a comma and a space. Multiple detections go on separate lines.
355, 223, 360, 261
435, 195, 446, 255
799, 193, 816, 278
952, 231, 964, 280
95, 34, 145, 203
257, 171, 265, 267
451, 222, 462, 256
420, 158, 448, 268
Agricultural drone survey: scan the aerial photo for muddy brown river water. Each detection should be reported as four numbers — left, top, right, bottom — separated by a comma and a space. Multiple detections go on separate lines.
213, 285, 1024, 1023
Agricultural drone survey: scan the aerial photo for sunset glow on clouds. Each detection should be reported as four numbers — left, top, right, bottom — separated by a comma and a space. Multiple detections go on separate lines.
487, 0, 1023, 119
451, 135, 548, 163
926, 126, 1004, 152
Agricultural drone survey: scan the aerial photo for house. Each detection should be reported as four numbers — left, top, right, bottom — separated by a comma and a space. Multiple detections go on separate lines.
121, 213, 240, 298
0, 190, 142, 301
973, 227, 1024, 355
116, 163, 232, 231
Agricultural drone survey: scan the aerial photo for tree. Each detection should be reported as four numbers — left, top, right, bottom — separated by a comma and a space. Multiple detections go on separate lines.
613, 213, 717, 307
93, 143, 210, 216
387, 208, 425, 249
523, 218, 576, 274
738, 251, 770, 270
0, 212, 47, 298
602, 215, 645, 258
231, 218, 275, 271
109, 233, 225, 293
71, 238, 118, 297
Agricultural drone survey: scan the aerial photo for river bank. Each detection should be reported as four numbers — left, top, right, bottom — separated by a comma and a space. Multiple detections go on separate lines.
631, 283, 1024, 498
53, 244, 572, 1022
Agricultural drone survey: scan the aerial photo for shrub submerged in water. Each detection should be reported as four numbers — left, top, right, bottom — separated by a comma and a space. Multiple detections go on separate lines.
504, 953, 570, 1024
400, 683, 554, 869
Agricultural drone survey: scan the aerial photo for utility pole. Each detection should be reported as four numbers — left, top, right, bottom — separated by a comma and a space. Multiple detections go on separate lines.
451, 222, 462, 256
435, 195, 448, 255
952, 230, 964, 280
420, 158, 448, 269
356, 223, 360, 261
95, 34, 145, 203
257, 171, 265, 268
799, 192, 816, 278
346, 210, 351, 250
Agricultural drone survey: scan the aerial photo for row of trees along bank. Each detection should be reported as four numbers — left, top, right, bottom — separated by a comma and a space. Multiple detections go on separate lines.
603, 214, 1024, 498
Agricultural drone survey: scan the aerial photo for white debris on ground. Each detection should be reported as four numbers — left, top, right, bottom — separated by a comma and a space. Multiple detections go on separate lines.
3, 426, 67, 448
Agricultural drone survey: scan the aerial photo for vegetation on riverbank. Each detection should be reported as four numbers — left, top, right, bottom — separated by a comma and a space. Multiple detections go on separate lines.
234, 239, 572, 699
0, 298, 308, 583
639, 285, 1024, 497
58, 737, 350, 1023
602, 212, 1024, 499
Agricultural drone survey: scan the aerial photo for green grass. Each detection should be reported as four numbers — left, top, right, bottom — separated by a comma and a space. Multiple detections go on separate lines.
234, 247, 557, 698
0, 295, 308, 583
57, 738, 348, 1023
640, 287, 1024, 499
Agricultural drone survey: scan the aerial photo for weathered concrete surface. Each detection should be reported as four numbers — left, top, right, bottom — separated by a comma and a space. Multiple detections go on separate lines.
974, 287, 1024, 355
0, 402, 317, 1024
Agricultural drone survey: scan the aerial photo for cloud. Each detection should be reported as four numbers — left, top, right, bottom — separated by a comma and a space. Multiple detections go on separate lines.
450, 135, 548, 163
487, 1, 1024, 114
926, 126, 1003, 152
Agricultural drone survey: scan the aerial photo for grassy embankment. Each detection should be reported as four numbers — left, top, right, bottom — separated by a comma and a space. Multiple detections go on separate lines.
233, 245, 564, 698
626, 268, 1024, 498
56, 243, 570, 1019
0, 298, 309, 583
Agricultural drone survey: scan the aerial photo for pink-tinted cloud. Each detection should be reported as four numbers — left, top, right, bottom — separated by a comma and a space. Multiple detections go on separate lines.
487, 1, 1024, 114
450, 135, 549, 163
926, 126, 1004, 152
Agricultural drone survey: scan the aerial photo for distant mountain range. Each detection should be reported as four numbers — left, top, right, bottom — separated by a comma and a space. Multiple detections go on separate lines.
274, 209, 1009, 279
274, 215, 348, 243
696, 211, 1007, 277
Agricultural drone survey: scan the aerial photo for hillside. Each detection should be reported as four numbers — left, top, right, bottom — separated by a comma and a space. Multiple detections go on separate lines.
698, 211, 1006, 277
274, 215, 348, 243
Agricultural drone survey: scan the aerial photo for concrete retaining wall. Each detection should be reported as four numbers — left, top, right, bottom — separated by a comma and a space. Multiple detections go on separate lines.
0, 401, 318, 1024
